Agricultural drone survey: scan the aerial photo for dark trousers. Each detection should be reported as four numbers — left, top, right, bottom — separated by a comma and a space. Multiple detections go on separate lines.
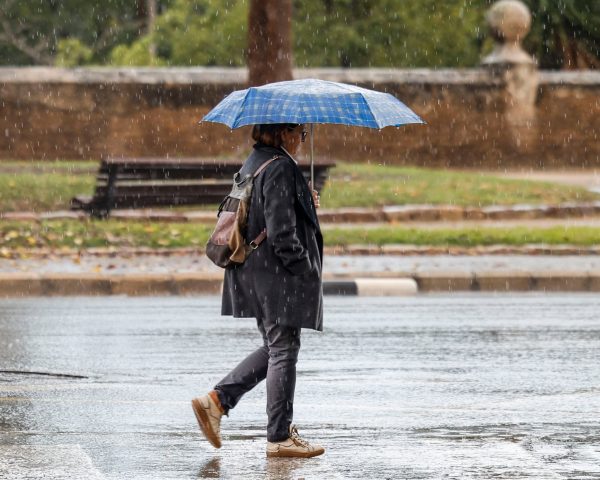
214, 316, 301, 443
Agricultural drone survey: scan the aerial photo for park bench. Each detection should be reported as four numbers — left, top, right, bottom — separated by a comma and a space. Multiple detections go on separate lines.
71, 157, 335, 218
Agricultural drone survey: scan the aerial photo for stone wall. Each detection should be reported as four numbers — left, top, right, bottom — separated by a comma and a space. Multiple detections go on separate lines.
0, 67, 598, 168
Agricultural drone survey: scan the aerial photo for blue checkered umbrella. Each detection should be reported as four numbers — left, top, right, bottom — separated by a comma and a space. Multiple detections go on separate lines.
201, 78, 425, 186
202, 78, 424, 129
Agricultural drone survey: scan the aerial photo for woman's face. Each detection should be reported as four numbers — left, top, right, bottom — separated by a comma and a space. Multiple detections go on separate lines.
281, 125, 307, 155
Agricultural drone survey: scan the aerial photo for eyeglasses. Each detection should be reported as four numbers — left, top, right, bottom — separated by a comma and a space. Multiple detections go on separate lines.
287, 127, 308, 142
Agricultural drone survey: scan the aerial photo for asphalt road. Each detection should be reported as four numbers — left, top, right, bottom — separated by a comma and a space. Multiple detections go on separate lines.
1, 294, 600, 479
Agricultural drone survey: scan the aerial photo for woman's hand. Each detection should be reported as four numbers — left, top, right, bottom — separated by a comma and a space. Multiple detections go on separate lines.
308, 182, 320, 209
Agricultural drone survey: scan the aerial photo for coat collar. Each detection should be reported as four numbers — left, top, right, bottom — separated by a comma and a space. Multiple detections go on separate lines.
252, 144, 320, 230
252, 143, 285, 158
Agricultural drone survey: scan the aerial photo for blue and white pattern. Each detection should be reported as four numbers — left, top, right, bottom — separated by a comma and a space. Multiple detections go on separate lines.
202, 78, 424, 129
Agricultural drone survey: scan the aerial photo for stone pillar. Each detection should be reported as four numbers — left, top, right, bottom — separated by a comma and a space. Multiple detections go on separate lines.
482, 0, 539, 153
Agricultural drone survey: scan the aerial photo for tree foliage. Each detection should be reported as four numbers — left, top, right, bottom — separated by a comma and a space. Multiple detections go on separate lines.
0, 0, 156, 65
111, 0, 247, 66
0, 0, 597, 69
294, 0, 486, 68
522, 0, 600, 69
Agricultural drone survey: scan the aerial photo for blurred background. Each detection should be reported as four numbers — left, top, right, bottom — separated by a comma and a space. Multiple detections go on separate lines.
0, 0, 599, 252
1, 0, 597, 70
0, 0, 598, 167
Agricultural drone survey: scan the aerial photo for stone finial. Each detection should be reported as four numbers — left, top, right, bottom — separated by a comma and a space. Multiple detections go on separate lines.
482, 0, 534, 65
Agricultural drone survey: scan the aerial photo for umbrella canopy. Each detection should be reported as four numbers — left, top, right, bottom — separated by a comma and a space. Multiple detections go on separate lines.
202, 78, 425, 129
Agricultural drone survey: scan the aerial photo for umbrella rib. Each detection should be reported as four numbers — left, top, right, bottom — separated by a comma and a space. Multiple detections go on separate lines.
360, 94, 385, 129
231, 88, 254, 129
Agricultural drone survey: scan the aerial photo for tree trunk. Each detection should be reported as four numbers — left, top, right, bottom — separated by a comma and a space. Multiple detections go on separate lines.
147, 0, 157, 57
247, 0, 293, 86
136, 0, 157, 32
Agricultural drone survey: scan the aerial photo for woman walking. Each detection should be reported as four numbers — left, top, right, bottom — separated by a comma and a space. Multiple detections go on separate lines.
192, 123, 325, 458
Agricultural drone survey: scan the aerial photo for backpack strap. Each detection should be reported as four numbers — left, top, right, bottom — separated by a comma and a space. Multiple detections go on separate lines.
249, 229, 267, 250
247, 155, 280, 250
252, 154, 280, 178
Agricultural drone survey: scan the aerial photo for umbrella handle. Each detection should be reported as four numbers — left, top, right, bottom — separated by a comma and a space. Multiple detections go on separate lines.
310, 123, 315, 192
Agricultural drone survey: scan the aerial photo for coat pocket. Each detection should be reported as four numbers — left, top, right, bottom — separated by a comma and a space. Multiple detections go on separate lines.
276, 269, 320, 326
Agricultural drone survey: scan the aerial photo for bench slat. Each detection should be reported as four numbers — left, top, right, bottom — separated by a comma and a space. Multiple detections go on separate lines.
111, 196, 226, 208
96, 165, 332, 180
74, 158, 334, 216
94, 179, 234, 187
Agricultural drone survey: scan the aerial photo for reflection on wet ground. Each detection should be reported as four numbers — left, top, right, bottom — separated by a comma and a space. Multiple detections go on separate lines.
0, 294, 599, 479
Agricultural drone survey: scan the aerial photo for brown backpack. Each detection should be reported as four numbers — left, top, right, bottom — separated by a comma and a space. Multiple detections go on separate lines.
205, 155, 280, 268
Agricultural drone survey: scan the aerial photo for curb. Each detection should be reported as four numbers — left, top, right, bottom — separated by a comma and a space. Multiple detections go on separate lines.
320, 203, 600, 222
324, 245, 600, 256
4, 202, 600, 223
355, 278, 418, 296
2, 244, 600, 260
413, 271, 600, 293
0, 273, 224, 297
322, 278, 418, 296
1, 272, 599, 297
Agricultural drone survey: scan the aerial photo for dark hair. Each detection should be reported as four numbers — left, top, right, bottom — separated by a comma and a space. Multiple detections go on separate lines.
251, 123, 300, 148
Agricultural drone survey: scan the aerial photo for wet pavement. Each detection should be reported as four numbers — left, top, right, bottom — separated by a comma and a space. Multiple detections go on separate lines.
1, 254, 600, 276
1, 294, 600, 479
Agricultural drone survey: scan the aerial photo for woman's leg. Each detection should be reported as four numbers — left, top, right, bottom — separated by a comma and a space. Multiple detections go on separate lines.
263, 319, 302, 443
213, 318, 269, 412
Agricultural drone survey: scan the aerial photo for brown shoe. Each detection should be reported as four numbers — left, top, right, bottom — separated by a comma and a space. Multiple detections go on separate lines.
266, 425, 325, 458
191, 391, 224, 448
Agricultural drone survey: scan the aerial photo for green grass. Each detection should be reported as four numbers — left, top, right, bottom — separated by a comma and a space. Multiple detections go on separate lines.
1, 220, 599, 252
1, 160, 598, 213
0, 161, 97, 213
322, 163, 600, 208
0, 160, 97, 173
323, 225, 600, 247
0, 220, 213, 250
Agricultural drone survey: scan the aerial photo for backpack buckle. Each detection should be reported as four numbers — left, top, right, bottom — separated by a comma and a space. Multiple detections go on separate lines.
249, 240, 259, 250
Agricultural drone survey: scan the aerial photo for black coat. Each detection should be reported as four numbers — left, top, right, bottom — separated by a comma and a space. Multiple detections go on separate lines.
221, 144, 324, 331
